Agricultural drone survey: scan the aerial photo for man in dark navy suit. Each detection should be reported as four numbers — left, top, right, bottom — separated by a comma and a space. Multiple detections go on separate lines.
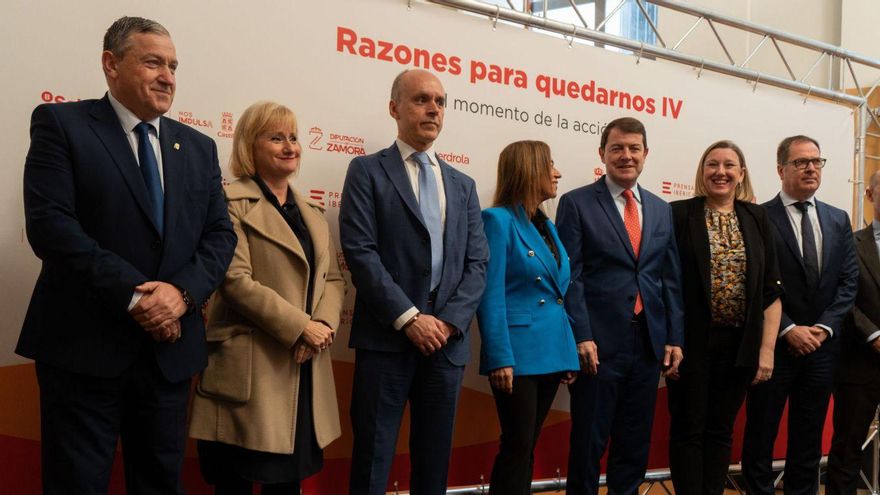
17, 16, 235, 495
340, 69, 488, 495
557, 117, 685, 495
742, 135, 858, 495
827, 169, 880, 494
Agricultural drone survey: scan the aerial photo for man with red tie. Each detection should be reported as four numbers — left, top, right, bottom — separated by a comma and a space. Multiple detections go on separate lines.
556, 117, 685, 495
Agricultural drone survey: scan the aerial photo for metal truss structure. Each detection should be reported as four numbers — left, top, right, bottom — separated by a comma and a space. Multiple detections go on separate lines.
422, 0, 880, 227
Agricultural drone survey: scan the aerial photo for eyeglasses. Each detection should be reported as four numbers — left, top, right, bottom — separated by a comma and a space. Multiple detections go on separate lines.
785, 157, 826, 170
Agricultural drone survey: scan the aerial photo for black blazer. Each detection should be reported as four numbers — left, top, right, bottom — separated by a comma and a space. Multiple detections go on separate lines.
17, 96, 236, 382
837, 225, 880, 384
763, 194, 858, 338
671, 197, 783, 369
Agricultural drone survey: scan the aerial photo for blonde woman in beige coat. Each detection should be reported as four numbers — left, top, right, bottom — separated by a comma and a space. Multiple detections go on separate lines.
189, 101, 344, 495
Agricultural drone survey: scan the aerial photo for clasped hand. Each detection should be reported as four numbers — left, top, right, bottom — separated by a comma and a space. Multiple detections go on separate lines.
405, 314, 453, 356
784, 325, 827, 356
129, 281, 186, 343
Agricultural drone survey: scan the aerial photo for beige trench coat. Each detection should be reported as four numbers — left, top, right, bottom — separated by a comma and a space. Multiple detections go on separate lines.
189, 177, 344, 454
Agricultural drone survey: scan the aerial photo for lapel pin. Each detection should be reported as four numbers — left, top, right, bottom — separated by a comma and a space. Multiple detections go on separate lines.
173, 143, 180, 150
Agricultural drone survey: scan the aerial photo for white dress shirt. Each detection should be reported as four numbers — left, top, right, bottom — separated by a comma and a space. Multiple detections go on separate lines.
393, 139, 447, 330
777, 190, 832, 338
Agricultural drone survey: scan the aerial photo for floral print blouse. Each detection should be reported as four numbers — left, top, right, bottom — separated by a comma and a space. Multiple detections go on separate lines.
706, 207, 747, 327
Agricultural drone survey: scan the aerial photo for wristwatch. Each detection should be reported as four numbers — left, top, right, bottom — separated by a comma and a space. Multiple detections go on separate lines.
178, 287, 195, 315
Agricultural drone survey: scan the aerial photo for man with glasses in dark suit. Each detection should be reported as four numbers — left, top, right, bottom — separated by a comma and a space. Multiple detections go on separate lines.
742, 135, 858, 495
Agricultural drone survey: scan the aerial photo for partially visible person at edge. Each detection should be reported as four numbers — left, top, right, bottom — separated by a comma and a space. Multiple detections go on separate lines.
667, 140, 783, 495
826, 169, 880, 495
17, 16, 235, 495
189, 101, 345, 495
476, 140, 579, 495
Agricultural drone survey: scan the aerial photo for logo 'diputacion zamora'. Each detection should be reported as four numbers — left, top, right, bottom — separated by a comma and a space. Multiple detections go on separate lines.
308, 126, 365, 156
309, 127, 324, 151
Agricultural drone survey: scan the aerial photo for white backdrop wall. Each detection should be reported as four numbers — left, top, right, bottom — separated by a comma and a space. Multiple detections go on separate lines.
0, 0, 857, 490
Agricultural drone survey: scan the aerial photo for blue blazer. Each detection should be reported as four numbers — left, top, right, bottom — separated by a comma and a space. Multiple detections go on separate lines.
476, 206, 580, 376
339, 142, 488, 366
556, 176, 684, 361
17, 96, 236, 382
763, 194, 858, 335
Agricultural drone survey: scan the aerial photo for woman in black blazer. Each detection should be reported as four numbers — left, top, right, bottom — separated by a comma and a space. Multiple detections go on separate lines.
667, 140, 783, 495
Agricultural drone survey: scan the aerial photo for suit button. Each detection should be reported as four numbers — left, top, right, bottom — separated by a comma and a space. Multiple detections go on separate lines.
539, 299, 545, 305
628, 295, 635, 302
421, 236, 428, 244
528, 250, 535, 257
535, 276, 542, 282
151, 240, 161, 251
557, 298, 563, 305
423, 269, 430, 276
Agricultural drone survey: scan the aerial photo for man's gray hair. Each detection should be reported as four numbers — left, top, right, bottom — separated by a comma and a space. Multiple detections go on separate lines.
103, 16, 169, 58
390, 69, 411, 103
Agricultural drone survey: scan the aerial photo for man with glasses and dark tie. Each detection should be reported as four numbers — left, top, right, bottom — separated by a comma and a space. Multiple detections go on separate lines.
340, 69, 488, 495
742, 135, 858, 495
17, 16, 235, 495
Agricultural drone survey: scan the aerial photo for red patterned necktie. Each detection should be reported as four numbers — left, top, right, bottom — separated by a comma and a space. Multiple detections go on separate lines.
622, 188, 643, 314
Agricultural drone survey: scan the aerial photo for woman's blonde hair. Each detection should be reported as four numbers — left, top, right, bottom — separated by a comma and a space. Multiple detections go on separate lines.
492, 140, 553, 217
693, 140, 755, 202
229, 101, 299, 178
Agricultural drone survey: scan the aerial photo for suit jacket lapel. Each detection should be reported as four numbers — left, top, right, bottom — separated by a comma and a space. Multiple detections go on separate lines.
380, 142, 426, 230
159, 118, 183, 242
547, 219, 571, 291
857, 225, 880, 291
815, 201, 833, 282
766, 194, 806, 273
636, 185, 653, 264
689, 198, 712, 301
510, 206, 563, 296
237, 180, 307, 264
596, 177, 636, 261
88, 97, 157, 233
295, 192, 328, 269
439, 158, 457, 267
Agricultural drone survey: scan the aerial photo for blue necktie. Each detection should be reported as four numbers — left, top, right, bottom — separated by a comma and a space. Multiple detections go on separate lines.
794, 201, 819, 293
135, 122, 164, 235
412, 152, 443, 290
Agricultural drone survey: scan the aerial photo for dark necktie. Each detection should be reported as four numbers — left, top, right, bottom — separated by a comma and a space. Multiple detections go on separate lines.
134, 122, 164, 235
794, 201, 819, 292
412, 152, 443, 290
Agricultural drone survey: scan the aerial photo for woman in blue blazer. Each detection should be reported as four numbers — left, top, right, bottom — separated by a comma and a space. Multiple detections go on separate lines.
477, 140, 580, 495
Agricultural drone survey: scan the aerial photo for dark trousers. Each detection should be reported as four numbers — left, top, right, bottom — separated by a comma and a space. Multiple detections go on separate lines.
566, 318, 660, 495
36, 348, 191, 495
489, 373, 562, 495
742, 340, 837, 495
826, 378, 880, 495
349, 348, 464, 495
667, 326, 751, 495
